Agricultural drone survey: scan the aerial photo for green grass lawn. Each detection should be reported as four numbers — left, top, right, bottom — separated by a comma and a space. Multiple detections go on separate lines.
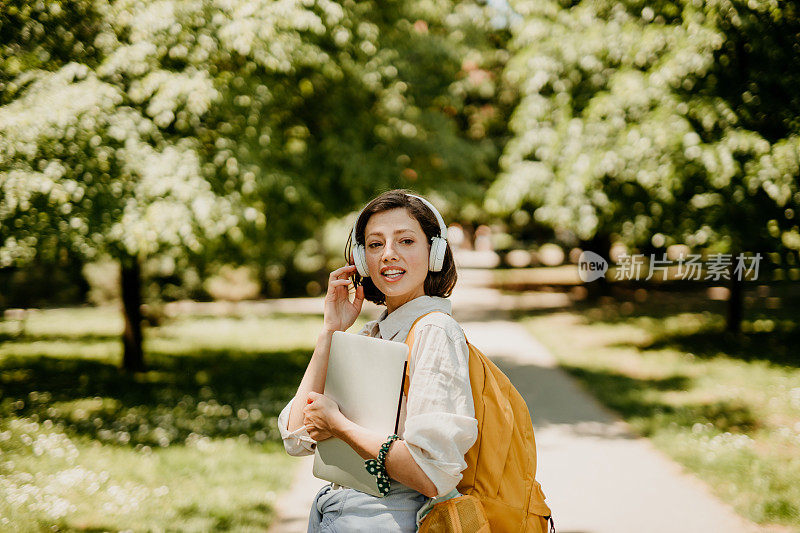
0, 307, 364, 532
516, 287, 800, 529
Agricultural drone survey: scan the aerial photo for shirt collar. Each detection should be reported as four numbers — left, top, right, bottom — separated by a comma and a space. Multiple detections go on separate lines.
374, 295, 452, 341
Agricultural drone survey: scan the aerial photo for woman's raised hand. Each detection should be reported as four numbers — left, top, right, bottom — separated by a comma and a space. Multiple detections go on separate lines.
322, 264, 364, 333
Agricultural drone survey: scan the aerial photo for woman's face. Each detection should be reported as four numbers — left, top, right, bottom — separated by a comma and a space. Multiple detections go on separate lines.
363, 207, 431, 312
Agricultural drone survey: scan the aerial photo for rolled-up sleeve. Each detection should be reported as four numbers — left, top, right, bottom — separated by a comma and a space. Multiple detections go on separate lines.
403, 323, 478, 497
277, 396, 317, 456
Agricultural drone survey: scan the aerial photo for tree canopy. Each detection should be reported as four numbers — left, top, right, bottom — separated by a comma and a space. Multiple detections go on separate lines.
1, 0, 508, 276
0, 0, 509, 368
491, 0, 800, 258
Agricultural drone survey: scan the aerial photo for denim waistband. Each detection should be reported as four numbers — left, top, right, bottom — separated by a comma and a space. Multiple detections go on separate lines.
329, 481, 419, 494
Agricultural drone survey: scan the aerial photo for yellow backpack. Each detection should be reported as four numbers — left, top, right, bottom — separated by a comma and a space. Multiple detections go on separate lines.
404, 312, 555, 533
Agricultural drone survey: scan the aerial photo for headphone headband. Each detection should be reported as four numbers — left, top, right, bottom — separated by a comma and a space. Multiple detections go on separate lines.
406, 194, 448, 241
350, 193, 448, 248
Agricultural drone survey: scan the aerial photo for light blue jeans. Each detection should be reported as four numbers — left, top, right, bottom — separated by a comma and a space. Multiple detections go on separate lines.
307, 482, 428, 532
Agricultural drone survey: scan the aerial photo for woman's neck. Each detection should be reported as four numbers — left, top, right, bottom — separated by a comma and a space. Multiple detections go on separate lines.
385, 290, 426, 315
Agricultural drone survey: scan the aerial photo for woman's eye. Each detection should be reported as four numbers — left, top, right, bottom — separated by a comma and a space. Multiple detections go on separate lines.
367, 239, 412, 248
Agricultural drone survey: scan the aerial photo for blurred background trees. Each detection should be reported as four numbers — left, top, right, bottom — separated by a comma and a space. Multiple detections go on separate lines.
489, 0, 800, 330
1, 0, 511, 369
2, 0, 798, 360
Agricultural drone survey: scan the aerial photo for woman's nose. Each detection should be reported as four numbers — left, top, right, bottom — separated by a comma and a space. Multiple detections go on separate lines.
382, 241, 399, 260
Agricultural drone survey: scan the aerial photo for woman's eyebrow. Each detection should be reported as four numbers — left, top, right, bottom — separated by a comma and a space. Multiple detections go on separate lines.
366, 229, 415, 238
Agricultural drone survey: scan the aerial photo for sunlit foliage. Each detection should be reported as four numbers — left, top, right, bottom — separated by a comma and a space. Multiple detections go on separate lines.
1, 0, 507, 285
492, 0, 800, 255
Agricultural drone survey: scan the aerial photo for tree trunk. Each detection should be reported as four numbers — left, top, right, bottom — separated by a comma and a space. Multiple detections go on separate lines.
121, 256, 145, 372
727, 267, 743, 334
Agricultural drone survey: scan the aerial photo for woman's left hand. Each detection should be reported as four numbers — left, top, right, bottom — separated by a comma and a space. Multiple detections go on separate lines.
302, 391, 346, 441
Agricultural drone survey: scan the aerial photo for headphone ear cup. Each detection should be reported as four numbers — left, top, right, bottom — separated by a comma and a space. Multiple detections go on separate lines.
429, 237, 447, 272
353, 244, 370, 277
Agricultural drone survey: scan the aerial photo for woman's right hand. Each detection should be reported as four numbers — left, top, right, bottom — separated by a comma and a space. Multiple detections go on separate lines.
322, 264, 364, 333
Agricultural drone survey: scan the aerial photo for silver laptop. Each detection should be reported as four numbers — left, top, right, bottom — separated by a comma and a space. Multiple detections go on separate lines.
312, 330, 409, 496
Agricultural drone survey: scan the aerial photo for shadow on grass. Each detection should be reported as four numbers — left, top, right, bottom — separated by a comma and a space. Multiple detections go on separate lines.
502, 287, 732, 323
0, 347, 310, 448
561, 365, 761, 436
173, 501, 275, 531
51, 500, 277, 533
639, 328, 800, 368
510, 286, 800, 368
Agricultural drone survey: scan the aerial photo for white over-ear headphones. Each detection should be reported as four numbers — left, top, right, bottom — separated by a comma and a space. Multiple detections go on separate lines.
350, 194, 449, 278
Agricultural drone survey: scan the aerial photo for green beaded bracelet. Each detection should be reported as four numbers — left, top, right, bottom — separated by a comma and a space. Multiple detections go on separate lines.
364, 434, 400, 496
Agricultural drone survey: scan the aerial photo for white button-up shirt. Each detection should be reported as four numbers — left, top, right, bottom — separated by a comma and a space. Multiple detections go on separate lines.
277, 295, 478, 497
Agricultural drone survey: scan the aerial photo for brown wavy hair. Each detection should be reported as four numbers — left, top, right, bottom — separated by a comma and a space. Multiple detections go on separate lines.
344, 189, 457, 306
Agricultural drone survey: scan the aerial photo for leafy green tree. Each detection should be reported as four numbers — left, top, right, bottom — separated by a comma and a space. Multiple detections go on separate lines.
491, 0, 800, 330
1, 0, 239, 370
1, 0, 507, 368
198, 0, 518, 284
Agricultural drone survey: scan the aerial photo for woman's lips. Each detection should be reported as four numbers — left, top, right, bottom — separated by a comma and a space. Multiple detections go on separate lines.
381, 270, 405, 282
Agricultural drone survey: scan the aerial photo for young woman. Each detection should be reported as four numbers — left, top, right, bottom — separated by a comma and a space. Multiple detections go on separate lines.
277, 189, 478, 532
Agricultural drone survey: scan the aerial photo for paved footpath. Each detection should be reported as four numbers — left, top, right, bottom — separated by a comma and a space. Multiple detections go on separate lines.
460, 318, 765, 533
267, 289, 771, 533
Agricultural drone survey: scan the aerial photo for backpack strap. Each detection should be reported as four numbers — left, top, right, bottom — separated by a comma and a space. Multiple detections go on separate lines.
402, 311, 451, 397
